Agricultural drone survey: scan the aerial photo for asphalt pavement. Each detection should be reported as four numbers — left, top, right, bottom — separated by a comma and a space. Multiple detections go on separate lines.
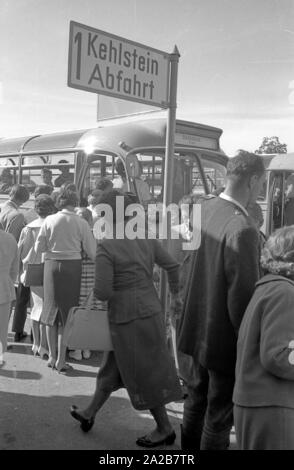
0, 319, 237, 451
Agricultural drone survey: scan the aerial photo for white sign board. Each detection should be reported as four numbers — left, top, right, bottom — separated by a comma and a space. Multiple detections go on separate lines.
68, 21, 170, 108
175, 133, 218, 150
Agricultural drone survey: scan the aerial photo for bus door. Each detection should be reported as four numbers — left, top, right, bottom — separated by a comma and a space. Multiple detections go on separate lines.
125, 150, 214, 207
76, 151, 130, 203
266, 170, 294, 234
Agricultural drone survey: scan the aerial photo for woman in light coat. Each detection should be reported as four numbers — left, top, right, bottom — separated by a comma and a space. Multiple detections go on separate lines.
35, 188, 96, 373
18, 195, 56, 358
0, 227, 18, 365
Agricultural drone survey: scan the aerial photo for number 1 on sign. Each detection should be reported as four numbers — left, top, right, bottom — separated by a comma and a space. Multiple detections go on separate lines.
74, 31, 82, 80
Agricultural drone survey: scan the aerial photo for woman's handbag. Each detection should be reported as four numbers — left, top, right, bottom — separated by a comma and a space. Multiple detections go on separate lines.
23, 263, 44, 287
22, 228, 44, 287
63, 291, 113, 351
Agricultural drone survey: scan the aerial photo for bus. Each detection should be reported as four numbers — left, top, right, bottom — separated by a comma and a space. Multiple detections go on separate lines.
0, 115, 228, 214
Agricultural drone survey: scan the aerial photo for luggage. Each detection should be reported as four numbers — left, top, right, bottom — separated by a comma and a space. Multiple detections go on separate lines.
23, 263, 44, 287
63, 291, 113, 351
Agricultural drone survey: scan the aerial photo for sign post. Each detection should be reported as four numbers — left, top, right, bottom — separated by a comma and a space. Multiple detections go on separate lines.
68, 21, 180, 364
161, 46, 180, 367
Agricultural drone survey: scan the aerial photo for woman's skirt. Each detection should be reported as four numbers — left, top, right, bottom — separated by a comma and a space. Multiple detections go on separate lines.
41, 259, 82, 327
97, 313, 182, 410
234, 404, 294, 450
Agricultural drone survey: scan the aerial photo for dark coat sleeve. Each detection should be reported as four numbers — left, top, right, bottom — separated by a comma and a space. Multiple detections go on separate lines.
94, 244, 114, 301
260, 285, 294, 380
152, 240, 180, 294
224, 225, 260, 334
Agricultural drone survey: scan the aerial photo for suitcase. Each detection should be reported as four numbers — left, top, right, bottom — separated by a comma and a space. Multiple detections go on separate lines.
63, 294, 113, 351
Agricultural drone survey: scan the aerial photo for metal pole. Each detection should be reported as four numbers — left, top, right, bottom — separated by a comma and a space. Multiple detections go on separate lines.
163, 45, 180, 223
160, 46, 180, 362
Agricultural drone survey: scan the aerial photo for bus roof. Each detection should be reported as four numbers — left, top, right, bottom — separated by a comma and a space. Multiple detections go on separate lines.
0, 117, 225, 159
0, 130, 87, 156
267, 153, 294, 171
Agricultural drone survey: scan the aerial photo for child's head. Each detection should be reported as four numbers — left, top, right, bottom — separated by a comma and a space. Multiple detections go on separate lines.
76, 207, 93, 227
261, 226, 294, 279
87, 189, 102, 208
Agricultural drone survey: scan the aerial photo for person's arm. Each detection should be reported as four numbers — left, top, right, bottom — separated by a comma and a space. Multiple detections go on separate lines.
260, 287, 294, 380
8, 213, 26, 242
153, 240, 180, 294
34, 222, 48, 255
224, 224, 260, 334
81, 220, 96, 261
9, 239, 19, 283
93, 243, 114, 301
17, 227, 28, 275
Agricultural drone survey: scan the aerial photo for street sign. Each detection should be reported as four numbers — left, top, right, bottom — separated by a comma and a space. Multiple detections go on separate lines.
68, 21, 170, 108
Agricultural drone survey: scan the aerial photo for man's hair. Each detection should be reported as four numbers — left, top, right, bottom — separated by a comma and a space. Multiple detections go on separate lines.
41, 168, 52, 176
227, 150, 265, 182
60, 182, 77, 192
9, 184, 30, 203
95, 177, 113, 191
97, 189, 136, 222
56, 188, 79, 209
34, 184, 53, 198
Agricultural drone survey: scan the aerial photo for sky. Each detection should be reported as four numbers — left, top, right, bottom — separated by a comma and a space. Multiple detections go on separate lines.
0, 0, 293, 155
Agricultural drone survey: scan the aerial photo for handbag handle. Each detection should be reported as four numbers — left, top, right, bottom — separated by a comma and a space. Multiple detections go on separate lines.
83, 289, 107, 311
83, 289, 96, 308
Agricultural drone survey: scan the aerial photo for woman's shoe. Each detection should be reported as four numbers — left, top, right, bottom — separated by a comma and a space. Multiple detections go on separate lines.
47, 357, 56, 368
70, 405, 95, 432
136, 430, 176, 448
38, 347, 49, 360
31, 345, 39, 356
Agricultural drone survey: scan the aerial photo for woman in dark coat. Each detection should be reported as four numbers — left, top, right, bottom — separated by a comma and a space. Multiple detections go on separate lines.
233, 226, 294, 449
70, 190, 183, 447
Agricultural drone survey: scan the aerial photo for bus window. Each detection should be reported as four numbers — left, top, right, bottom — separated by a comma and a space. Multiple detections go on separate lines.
0, 157, 19, 194
270, 174, 284, 231
284, 172, 294, 226
20, 154, 75, 193
79, 154, 116, 202
199, 157, 226, 194
135, 153, 163, 200
135, 152, 206, 205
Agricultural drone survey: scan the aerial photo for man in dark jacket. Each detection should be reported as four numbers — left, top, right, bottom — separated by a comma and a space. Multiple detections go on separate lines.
178, 150, 265, 450
0, 184, 30, 342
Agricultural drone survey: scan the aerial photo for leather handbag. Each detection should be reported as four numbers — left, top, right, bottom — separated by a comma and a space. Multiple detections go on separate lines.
63, 291, 113, 351
23, 263, 44, 287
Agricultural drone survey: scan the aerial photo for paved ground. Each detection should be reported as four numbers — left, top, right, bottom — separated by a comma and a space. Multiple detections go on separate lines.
0, 321, 237, 450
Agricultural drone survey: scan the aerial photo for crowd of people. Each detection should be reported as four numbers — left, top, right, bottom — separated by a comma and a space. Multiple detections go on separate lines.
1, 150, 294, 449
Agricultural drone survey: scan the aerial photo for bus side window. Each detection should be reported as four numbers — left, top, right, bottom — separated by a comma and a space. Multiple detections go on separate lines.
284, 172, 294, 226
0, 158, 19, 195
271, 174, 284, 231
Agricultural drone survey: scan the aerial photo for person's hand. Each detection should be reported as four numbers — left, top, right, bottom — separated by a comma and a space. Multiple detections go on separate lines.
170, 293, 183, 322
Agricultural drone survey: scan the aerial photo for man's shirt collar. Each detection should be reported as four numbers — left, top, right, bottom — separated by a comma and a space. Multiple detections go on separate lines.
219, 193, 249, 217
